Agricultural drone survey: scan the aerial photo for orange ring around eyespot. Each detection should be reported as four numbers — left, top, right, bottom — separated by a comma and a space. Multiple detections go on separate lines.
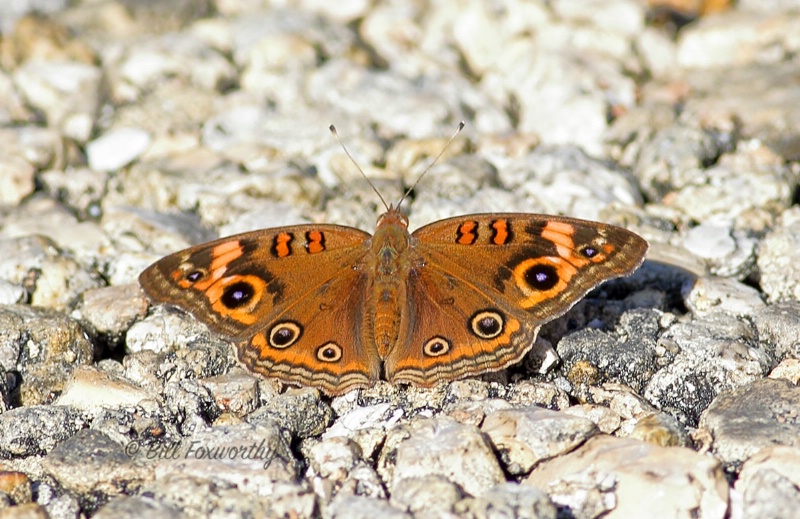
512, 257, 575, 309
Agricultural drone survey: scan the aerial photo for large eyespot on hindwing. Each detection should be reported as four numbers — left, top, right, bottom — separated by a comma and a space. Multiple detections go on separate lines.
316, 342, 342, 362
469, 310, 505, 340
268, 321, 303, 349
423, 336, 452, 357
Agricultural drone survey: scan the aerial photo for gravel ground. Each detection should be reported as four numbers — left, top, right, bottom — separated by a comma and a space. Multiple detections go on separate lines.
1, 1, 800, 518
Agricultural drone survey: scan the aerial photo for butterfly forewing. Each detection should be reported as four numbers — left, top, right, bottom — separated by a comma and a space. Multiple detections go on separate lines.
412, 213, 648, 322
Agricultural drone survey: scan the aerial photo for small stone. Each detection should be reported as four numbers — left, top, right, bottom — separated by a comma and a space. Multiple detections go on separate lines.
93, 496, 180, 519
505, 381, 572, 411
735, 446, 800, 518
682, 224, 736, 259
137, 472, 314, 518
2, 198, 110, 261
637, 26, 678, 77
681, 224, 758, 277
676, 10, 781, 69
38, 167, 108, 220
0, 405, 88, 457
42, 429, 152, 499
38, 488, 81, 519
328, 494, 410, 519
482, 407, 598, 475
163, 378, 220, 434
563, 404, 622, 435
380, 417, 505, 497
73, 284, 149, 340
525, 435, 728, 519
758, 207, 800, 302
446, 398, 512, 427
55, 366, 159, 410
644, 312, 770, 425
247, 387, 333, 439
496, 146, 644, 221
0, 305, 94, 405
0, 470, 32, 504
121, 350, 168, 394
0, 279, 25, 305
0, 71, 31, 123
0, 13, 95, 67
587, 384, 660, 422
390, 475, 463, 516
13, 60, 101, 141
629, 412, 688, 447
0, 126, 65, 170
0, 502, 50, 518
683, 276, 765, 317
457, 482, 556, 519
87, 128, 151, 172
768, 359, 800, 384
153, 422, 297, 496
305, 436, 362, 482
698, 378, 800, 468
324, 403, 401, 459
557, 311, 659, 399
0, 155, 35, 205
325, 403, 402, 437
753, 301, 800, 361
199, 370, 259, 416
667, 141, 794, 226
0, 235, 104, 311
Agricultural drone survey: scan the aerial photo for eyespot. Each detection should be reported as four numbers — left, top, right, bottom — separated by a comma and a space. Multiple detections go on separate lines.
186, 269, 206, 282
522, 263, 559, 291
581, 246, 599, 258
268, 321, 302, 349
316, 342, 342, 362
423, 336, 451, 357
220, 281, 256, 308
470, 310, 505, 339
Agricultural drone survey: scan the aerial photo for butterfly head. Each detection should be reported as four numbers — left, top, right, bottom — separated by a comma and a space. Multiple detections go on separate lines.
377, 204, 409, 230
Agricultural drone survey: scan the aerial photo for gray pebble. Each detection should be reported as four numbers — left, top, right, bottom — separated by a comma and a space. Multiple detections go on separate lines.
699, 378, 800, 469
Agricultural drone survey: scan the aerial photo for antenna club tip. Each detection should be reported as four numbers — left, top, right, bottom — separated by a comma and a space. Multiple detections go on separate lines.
458, 121, 465, 130
329, 124, 337, 134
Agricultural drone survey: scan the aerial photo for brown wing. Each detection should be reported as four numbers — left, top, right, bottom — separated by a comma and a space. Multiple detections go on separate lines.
384, 213, 648, 386
139, 224, 382, 395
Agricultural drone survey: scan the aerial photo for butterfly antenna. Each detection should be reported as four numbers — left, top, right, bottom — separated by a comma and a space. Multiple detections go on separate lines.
397, 121, 465, 207
329, 124, 390, 212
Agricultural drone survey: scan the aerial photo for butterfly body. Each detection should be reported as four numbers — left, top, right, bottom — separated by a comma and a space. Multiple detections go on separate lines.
369, 208, 415, 357
140, 206, 648, 395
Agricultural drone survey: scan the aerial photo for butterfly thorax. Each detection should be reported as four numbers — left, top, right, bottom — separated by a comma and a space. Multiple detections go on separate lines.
370, 208, 414, 356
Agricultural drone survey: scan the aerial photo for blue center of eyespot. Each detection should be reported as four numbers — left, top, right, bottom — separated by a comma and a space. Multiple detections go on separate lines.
221, 281, 254, 308
525, 264, 559, 291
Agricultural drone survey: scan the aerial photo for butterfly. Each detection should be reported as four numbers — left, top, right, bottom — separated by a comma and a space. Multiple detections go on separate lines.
139, 125, 648, 395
